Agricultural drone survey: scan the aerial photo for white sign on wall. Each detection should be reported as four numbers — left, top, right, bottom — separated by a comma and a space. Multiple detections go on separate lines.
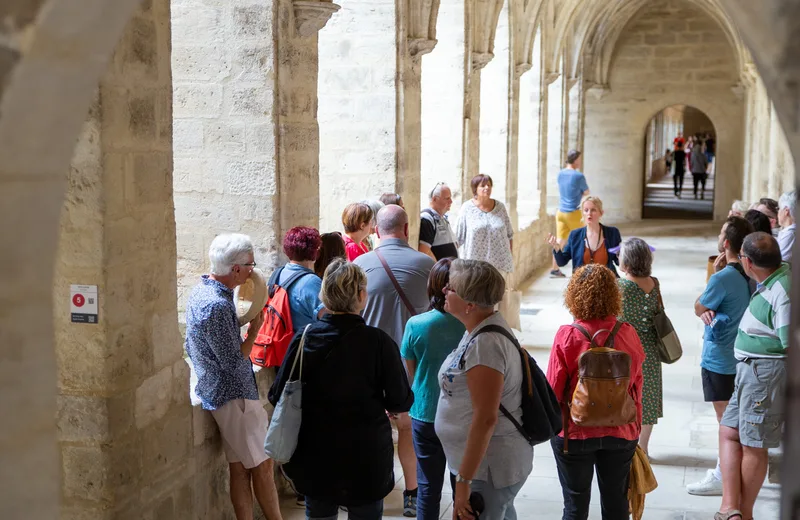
70, 285, 98, 324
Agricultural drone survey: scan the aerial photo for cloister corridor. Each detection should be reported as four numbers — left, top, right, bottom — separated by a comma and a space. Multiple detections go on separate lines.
3, 0, 800, 519
276, 221, 781, 520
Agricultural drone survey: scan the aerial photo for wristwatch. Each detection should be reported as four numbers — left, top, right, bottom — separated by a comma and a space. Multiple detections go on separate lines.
455, 473, 473, 485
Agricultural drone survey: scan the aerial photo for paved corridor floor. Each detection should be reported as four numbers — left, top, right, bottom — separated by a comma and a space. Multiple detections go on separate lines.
280, 220, 781, 519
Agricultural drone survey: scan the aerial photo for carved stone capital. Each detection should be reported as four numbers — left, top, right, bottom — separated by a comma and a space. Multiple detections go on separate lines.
293, 0, 341, 37
515, 63, 532, 78
731, 82, 747, 100
472, 52, 494, 71
544, 71, 560, 85
586, 83, 610, 100
408, 38, 437, 57
566, 77, 580, 90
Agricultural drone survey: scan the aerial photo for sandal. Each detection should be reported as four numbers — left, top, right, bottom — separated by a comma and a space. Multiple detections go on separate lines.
714, 511, 743, 520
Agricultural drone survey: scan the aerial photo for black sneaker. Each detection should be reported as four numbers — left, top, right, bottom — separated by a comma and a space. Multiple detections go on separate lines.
403, 492, 416, 517
549, 269, 566, 279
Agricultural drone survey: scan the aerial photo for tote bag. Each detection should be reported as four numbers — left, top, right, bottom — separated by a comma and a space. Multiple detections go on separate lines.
652, 278, 682, 364
263, 325, 310, 464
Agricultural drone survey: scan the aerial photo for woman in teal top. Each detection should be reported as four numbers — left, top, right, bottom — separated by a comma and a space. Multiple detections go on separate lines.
401, 258, 465, 520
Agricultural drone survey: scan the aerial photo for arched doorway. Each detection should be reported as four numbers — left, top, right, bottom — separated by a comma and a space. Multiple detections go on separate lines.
642, 104, 716, 220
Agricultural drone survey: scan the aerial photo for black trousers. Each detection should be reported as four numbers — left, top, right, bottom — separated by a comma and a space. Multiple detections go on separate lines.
673, 173, 685, 195
692, 172, 707, 195
551, 436, 638, 520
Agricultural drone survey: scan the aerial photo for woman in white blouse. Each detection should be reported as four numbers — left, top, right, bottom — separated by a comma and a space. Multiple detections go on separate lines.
456, 174, 514, 274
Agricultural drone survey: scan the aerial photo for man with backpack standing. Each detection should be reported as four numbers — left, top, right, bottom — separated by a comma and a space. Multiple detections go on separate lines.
355, 205, 435, 516
184, 234, 283, 520
419, 182, 459, 261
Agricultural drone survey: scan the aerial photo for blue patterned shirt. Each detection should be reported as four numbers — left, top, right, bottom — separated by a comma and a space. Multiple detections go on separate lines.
184, 275, 259, 410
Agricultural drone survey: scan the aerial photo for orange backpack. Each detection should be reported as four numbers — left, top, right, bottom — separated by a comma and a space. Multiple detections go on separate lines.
250, 266, 313, 367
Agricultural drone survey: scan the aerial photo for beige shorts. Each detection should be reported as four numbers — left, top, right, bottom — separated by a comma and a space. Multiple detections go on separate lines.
211, 399, 270, 469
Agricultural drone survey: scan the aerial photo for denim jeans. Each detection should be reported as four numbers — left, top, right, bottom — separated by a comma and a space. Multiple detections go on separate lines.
305, 497, 383, 520
451, 475, 526, 520
411, 419, 453, 520
550, 436, 637, 520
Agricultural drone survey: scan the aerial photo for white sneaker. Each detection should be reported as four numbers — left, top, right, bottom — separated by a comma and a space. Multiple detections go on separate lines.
686, 469, 723, 496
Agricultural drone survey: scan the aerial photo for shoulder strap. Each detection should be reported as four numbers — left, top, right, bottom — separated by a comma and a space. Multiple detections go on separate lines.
282, 269, 313, 290
652, 277, 665, 311
474, 324, 520, 347
569, 323, 592, 341
375, 249, 417, 316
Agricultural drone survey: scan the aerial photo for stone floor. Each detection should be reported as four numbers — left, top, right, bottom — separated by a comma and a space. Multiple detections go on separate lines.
279, 220, 781, 519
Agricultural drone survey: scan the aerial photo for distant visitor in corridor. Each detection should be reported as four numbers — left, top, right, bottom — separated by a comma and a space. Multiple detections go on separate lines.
184, 234, 283, 520
690, 142, 710, 200
551, 150, 590, 278
546, 196, 622, 277
672, 132, 687, 198
419, 182, 458, 261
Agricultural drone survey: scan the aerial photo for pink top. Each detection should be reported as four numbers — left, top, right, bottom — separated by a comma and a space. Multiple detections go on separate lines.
344, 235, 369, 262
546, 316, 644, 441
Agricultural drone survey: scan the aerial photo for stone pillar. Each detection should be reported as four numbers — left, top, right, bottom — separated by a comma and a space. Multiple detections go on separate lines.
55, 2, 230, 519
276, 0, 339, 238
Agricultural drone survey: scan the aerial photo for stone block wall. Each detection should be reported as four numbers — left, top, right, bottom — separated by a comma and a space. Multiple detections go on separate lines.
55, 2, 232, 518
172, 0, 280, 317
583, 0, 744, 221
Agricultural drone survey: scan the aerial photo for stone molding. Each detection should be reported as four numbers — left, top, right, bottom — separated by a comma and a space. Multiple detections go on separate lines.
472, 52, 494, 71
586, 83, 610, 100
544, 71, 560, 85
408, 38, 437, 57
515, 62, 532, 78
293, 0, 341, 37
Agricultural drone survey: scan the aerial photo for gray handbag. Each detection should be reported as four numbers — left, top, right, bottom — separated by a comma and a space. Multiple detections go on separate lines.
263, 325, 309, 464
652, 278, 682, 364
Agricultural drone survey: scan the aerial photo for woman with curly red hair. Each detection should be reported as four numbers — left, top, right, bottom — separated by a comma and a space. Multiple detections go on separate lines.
546, 264, 645, 519
275, 226, 326, 332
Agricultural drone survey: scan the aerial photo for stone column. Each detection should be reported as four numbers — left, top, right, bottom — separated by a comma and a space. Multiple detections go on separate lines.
276, 0, 339, 239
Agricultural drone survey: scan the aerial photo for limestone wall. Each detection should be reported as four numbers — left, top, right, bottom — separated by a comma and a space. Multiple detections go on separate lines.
172, 0, 280, 317
583, 0, 744, 221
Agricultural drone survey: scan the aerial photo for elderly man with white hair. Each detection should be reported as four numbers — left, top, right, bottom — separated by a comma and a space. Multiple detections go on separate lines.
777, 190, 796, 261
419, 182, 459, 261
184, 234, 283, 520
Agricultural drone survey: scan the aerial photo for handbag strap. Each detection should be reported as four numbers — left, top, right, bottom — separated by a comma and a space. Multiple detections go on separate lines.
652, 277, 665, 312
287, 325, 310, 381
375, 249, 417, 316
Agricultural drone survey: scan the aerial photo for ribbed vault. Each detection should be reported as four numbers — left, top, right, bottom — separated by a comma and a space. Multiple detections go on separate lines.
550, 0, 750, 85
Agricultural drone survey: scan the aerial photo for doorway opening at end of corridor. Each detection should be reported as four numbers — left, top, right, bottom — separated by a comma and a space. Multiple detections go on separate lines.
642, 104, 716, 220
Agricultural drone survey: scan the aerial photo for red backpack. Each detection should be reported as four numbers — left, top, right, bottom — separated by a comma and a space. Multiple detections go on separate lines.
250, 266, 313, 367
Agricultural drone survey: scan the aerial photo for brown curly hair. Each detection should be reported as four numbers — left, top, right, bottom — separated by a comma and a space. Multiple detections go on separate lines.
564, 264, 621, 320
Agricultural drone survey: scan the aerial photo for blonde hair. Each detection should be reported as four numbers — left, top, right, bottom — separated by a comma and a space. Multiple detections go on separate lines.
449, 259, 505, 308
320, 258, 367, 313
581, 195, 604, 213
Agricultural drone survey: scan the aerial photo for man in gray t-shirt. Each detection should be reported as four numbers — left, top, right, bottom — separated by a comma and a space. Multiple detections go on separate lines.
354, 204, 434, 510
355, 205, 434, 347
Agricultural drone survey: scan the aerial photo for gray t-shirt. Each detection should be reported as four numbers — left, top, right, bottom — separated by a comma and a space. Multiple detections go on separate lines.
354, 238, 435, 346
434, 313, 533, 488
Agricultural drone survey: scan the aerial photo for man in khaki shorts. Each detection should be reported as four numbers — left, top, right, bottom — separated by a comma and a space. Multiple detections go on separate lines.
185, 234, 283, 520
716, 233, 790, 520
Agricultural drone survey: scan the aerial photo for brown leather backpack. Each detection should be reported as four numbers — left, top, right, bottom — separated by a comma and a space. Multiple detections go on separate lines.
567, 321, 637, 431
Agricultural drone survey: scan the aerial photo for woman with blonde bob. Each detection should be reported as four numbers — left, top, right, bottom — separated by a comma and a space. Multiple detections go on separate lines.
546, 264, 645, 519
546, 195, 623, 276
269, 258, 413, 520
435, 259, 532, 520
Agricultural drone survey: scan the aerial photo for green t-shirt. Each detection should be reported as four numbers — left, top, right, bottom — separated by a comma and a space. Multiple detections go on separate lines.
734, 263, 791, 359
400, 310, 465, 423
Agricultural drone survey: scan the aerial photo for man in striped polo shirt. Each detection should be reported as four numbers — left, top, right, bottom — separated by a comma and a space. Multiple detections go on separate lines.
717, 232, 790, 520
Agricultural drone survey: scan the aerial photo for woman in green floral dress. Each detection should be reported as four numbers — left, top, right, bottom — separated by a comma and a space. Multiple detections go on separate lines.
617, 238, 663, 455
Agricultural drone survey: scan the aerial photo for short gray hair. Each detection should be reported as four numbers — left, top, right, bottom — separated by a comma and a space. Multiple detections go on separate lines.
320, 258, 367, 313
209, 233, 254, 275
360, 199, 385, 226
779, 190, 796, 219
429, 182, 449, 200
449, 259, 505, 308
619, 238, 653, 277
730, 200, 750, 215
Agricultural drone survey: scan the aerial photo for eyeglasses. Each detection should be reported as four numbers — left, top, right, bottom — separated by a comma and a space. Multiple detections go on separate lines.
240, 262, 257, 268
737, 255, 749, 262
430, 182, 445, 199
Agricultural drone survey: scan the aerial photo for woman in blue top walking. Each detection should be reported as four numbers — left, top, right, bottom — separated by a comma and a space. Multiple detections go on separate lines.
545, 195, 622, 277
401, 258, 466, 520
